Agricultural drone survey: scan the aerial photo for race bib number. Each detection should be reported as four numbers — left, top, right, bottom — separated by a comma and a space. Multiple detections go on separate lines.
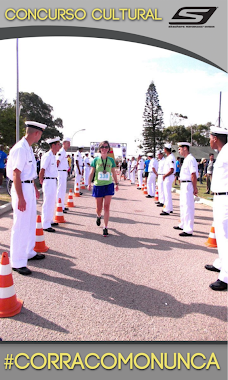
98, 172, 110, 181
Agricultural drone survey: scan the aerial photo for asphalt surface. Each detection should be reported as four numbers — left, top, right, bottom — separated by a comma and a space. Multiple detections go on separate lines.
0, 178, 227, 341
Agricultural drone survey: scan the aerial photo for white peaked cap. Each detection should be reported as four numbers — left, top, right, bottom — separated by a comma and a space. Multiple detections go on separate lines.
25, 121, 47, 131
177, 142, 191, 147
210, 126, 228, 135
46, 137, 60, 144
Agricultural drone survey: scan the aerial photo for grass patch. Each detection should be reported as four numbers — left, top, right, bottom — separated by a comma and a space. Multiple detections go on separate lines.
172, 179, 214, 201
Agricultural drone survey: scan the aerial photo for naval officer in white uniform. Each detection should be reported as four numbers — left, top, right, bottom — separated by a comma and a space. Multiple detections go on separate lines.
156, 150, 165, 207
146, 153, 158, 198
7, 121, 47, 275
205, 126, 228, 291
137, 154, 145, 189
56, 137, 71, 213
75, 146, 84, 194
173, 142, 198, 236
39, 137, 61, 232
84, 152, 91, 186
160, 143, 176, 215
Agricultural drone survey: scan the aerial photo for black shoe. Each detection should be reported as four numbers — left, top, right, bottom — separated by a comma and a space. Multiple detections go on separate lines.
179, 232, 192, 237
205, 265, 220, 273
12, 267, 32, 275
28, 253, 45, 261
51, 222, 59, 226
157, 203, 164, 207
64, 207, 69, 211
155, 201, 160, 204
103, 228, 108, 237
43, 227, 55, 232
173, 226, 183, 230
137, 188, 141, 190
63, 210, 67, 213
146, 195, 152, 198
160, 211, 169, 215
204, 191, 210, 194
209, 279, 227, 291
170, 211, 173, 214
80, 192, 83, 195
96, 216, 101, 226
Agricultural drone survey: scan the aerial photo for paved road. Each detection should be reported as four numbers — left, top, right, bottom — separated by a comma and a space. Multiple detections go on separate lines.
0, 179, 227, 341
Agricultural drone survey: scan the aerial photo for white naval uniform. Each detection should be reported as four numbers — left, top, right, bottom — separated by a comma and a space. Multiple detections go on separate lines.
84, 156, 90, 186
179, 153, 198, 234
41, 150, 58, 229
6, 137, 37, 268
147, 158, 158, 196
137, 159, 145, 188
157, 157, 165, 204
75, 150, 83, 191
127, 161, 131, 179
163, 153, 176, 213
56, 147, 68, 210
211, 143, 228, 284
130, 160, 137, 183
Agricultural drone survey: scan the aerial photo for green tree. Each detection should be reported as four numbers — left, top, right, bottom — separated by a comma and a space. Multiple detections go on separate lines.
0, 90, 25, 151
142, 81, 164, 156
19, 92, 64, 151
187, 122, 212, 146
163, 125, 191, 145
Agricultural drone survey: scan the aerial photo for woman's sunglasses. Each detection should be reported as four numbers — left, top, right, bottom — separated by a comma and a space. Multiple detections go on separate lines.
100, 145, 109, 149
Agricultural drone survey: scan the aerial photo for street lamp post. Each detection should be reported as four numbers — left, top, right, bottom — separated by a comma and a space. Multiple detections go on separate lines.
71, 129, 86, 152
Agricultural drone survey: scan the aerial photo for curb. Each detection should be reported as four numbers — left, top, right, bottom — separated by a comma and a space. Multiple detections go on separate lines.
0, 188, 43, 217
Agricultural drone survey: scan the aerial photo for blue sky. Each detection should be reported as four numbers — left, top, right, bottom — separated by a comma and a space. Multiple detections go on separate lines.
0, 37, 227, 155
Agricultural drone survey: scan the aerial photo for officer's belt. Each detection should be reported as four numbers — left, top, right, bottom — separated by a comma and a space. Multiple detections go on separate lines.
21, 180, 34, 183
158, 174, 164, 175
58, 170, 67, 171
44, 177, 57, 179
181, 180, 191, 183
214, 192, 228, 195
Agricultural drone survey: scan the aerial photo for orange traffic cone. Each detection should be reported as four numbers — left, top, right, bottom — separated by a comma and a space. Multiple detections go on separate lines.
80, 178, 85, 190
74, 183, 80, 197
155, 188, 159, 201
144, 185, 148, 195
54, 198, 66, 223
142, 182, 145, 191
0, 252, 23, 318
205, 223, 217, 248
67, 189, 75, 207
34, 215, 49, 252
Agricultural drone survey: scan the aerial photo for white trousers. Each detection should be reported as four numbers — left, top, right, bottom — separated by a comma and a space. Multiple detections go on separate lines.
130, 170, 136, 184
42, 179, 57, 229
84, 167, 90, 186
138, 170, 143, 187
75, 169, 82, 192
128, 168, 131, 179
147, 172, 156, 196
163, 174, 174, 213
57, 171, 67, 210
157, 175, 164, 204
213, 195, 228, 283
10, 183, 37, 268
179, 182, 194, 234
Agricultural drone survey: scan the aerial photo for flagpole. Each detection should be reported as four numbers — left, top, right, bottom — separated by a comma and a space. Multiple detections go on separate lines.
16, 38, 19, 142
